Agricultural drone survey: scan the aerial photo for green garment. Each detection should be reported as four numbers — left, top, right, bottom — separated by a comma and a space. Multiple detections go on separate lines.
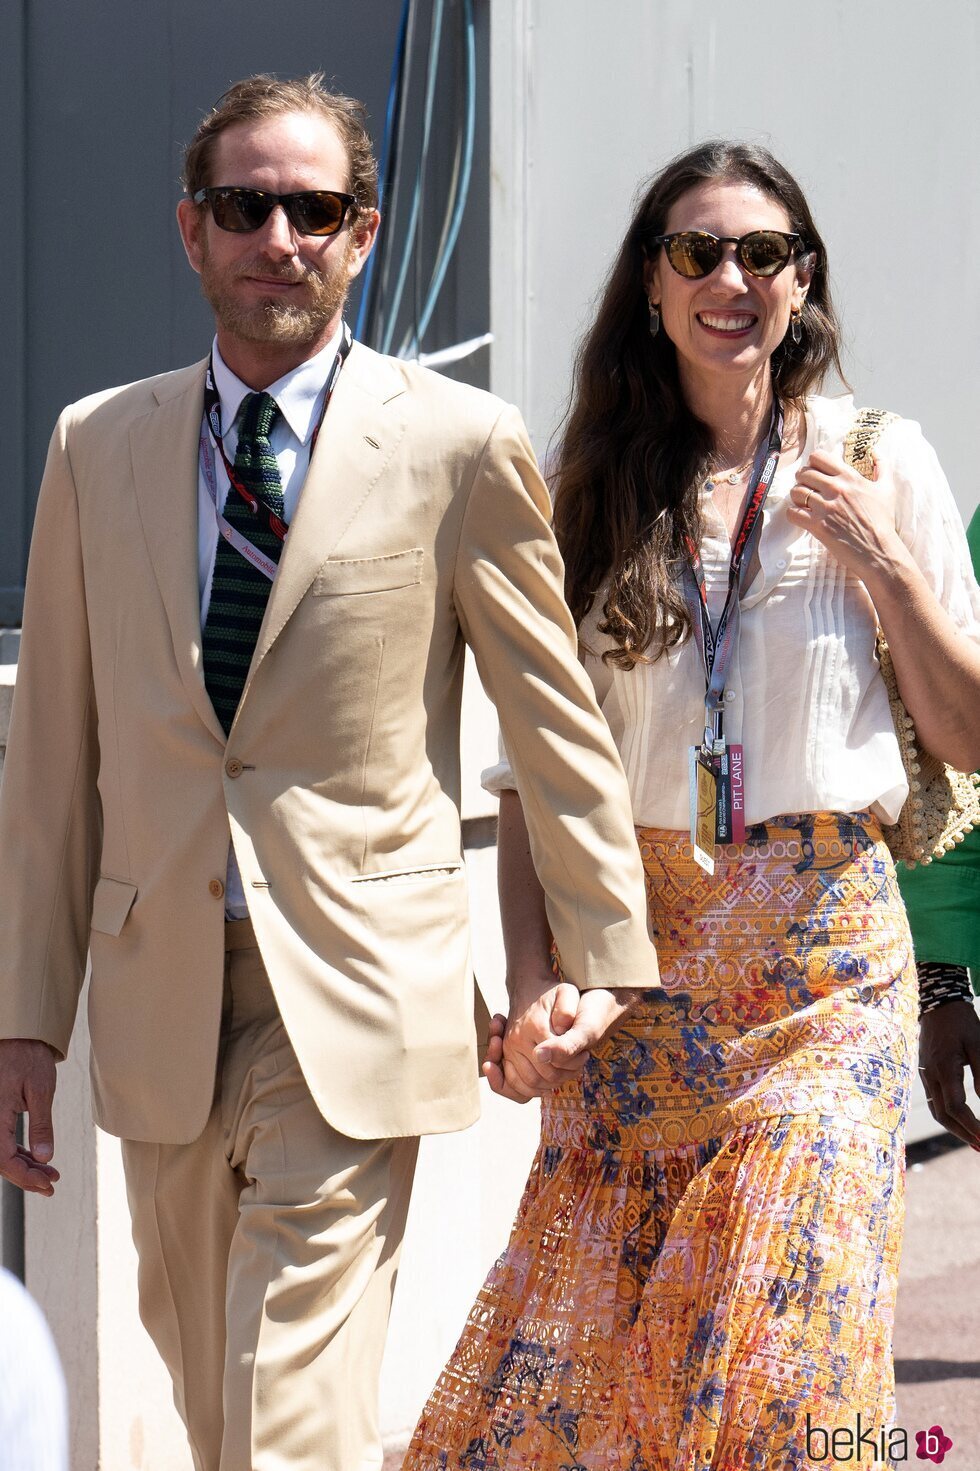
896, 505, 980, 976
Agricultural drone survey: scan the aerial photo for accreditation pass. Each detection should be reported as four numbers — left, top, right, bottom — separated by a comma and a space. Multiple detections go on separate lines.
689, 745, 718, 874
689, 740, 747, 874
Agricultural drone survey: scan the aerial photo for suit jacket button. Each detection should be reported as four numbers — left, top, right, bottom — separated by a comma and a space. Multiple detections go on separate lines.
209, 878, 225, 900
225, 758, 244, 779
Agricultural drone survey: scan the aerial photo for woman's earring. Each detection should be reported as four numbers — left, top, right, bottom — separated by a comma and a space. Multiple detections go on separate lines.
648, 299, 661, 338
789, 308, 803, 345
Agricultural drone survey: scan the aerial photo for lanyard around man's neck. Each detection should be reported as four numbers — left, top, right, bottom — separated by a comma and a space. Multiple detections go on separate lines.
198, 323, 353, 582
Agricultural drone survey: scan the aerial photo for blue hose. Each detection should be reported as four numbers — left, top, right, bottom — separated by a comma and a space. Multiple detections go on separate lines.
354, 0, 411, 342
412, 0, 476, 348
381, 0, 446, 356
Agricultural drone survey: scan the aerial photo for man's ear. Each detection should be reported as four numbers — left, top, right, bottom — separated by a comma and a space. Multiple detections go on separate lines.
177, 198, 205, 276
347, 208, 381, 282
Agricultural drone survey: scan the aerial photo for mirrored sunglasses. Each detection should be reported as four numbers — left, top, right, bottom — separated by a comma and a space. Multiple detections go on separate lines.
650, 230, 808, 279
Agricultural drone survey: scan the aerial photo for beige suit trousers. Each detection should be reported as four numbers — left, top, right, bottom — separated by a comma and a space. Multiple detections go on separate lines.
121, 923, 419, 1471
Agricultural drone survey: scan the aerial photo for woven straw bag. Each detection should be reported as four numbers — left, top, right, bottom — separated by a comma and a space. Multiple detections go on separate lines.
843, 407, 980, 867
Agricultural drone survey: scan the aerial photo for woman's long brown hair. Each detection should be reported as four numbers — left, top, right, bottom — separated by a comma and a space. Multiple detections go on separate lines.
551, 141, 846, 668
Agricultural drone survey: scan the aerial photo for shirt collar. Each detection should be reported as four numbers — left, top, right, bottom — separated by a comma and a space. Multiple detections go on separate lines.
210, 322, 344, 445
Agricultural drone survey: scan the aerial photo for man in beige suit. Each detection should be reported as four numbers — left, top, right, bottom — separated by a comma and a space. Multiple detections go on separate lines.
0, 75, 659, 1470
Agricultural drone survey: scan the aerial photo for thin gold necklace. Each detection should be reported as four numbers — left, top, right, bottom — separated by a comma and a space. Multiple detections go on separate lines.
706, 456, 753, 487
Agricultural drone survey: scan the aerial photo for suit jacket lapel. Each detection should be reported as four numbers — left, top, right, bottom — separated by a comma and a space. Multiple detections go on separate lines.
244, 344, 409, 684
130, 361, 227, 744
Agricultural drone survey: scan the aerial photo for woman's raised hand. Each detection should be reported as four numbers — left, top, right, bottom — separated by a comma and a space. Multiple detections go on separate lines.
787, 449, 906, 583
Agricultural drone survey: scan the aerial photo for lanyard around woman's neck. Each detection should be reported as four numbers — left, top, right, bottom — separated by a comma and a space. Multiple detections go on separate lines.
682, 400, 784, 749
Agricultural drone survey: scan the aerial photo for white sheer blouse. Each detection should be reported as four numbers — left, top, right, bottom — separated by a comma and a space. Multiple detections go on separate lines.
483, 395, 980, 828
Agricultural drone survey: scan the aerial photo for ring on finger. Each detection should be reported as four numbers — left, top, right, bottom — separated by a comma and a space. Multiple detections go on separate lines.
801, 490, 811, 510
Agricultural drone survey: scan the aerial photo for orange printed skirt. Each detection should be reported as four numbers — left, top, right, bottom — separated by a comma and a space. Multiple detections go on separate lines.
403, 814, 917, 1471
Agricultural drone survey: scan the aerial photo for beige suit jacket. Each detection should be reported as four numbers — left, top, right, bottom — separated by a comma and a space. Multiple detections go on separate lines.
0, 343, 659, 1143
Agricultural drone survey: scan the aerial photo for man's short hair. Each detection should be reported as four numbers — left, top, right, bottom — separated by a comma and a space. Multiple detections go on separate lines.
182, 72, 379, 213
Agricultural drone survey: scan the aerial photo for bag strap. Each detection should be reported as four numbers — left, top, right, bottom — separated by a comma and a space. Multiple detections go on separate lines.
842, 406, 899, 480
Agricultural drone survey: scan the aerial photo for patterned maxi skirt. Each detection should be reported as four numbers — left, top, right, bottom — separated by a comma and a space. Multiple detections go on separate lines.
402, 813, 917, 1471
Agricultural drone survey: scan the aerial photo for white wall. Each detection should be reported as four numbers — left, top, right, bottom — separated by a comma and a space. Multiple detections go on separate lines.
491, 0, 980, 527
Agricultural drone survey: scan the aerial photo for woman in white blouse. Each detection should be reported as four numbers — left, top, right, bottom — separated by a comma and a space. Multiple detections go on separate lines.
405, 143, 980, 1471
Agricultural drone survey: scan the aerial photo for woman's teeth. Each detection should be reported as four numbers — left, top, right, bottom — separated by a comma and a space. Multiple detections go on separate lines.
698, 313, 755, 332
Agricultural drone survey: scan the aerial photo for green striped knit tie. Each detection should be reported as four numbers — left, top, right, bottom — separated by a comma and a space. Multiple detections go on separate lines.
202, 391, 284, 735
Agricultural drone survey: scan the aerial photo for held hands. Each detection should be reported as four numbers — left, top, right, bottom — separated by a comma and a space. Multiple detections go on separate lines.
918, 1002, 980, 1151
482, 970, 640, 1104
0, 1039, 59, 1195
787, 449, 907, 583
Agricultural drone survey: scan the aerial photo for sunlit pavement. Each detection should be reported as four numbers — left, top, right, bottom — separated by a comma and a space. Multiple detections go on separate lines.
382, 1131, 980, 1468
894, 1133, 980, 1457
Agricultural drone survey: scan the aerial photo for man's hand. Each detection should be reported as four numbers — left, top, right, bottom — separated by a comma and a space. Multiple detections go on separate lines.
0, 1039, 60, 1195
483, 974, 642, 1104
482, 974, 578, 1104
918, 1002, 980, 1150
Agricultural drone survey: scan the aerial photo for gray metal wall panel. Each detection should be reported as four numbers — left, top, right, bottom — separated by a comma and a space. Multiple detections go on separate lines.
0, 1, 28, 623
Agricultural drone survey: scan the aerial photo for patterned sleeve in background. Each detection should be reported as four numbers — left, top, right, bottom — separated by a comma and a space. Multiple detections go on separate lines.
0, 1269, 68, 1471
917, 962, 974, 1013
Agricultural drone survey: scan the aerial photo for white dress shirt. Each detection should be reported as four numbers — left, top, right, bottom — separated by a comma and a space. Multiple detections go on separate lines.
484, 394, 980, 829
199, 326, 343, 916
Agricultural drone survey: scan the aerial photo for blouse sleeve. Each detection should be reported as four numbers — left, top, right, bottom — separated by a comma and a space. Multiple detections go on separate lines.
878, 418, 980, 643
481, 729, 517, 797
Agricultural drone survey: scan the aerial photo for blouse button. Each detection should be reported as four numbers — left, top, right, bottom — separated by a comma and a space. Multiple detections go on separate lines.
776, 558, 787, 570
725, 690, 736, 704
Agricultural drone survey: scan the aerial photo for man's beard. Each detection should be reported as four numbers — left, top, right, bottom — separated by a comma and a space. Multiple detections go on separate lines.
198, 234, 354, 346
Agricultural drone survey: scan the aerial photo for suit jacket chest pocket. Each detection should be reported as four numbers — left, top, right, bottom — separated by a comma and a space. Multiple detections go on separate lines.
313, 548, 423, 598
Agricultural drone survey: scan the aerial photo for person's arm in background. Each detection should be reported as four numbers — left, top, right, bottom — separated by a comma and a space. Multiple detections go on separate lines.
917, 991, 980, 1149
904, 503, 980, 1149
